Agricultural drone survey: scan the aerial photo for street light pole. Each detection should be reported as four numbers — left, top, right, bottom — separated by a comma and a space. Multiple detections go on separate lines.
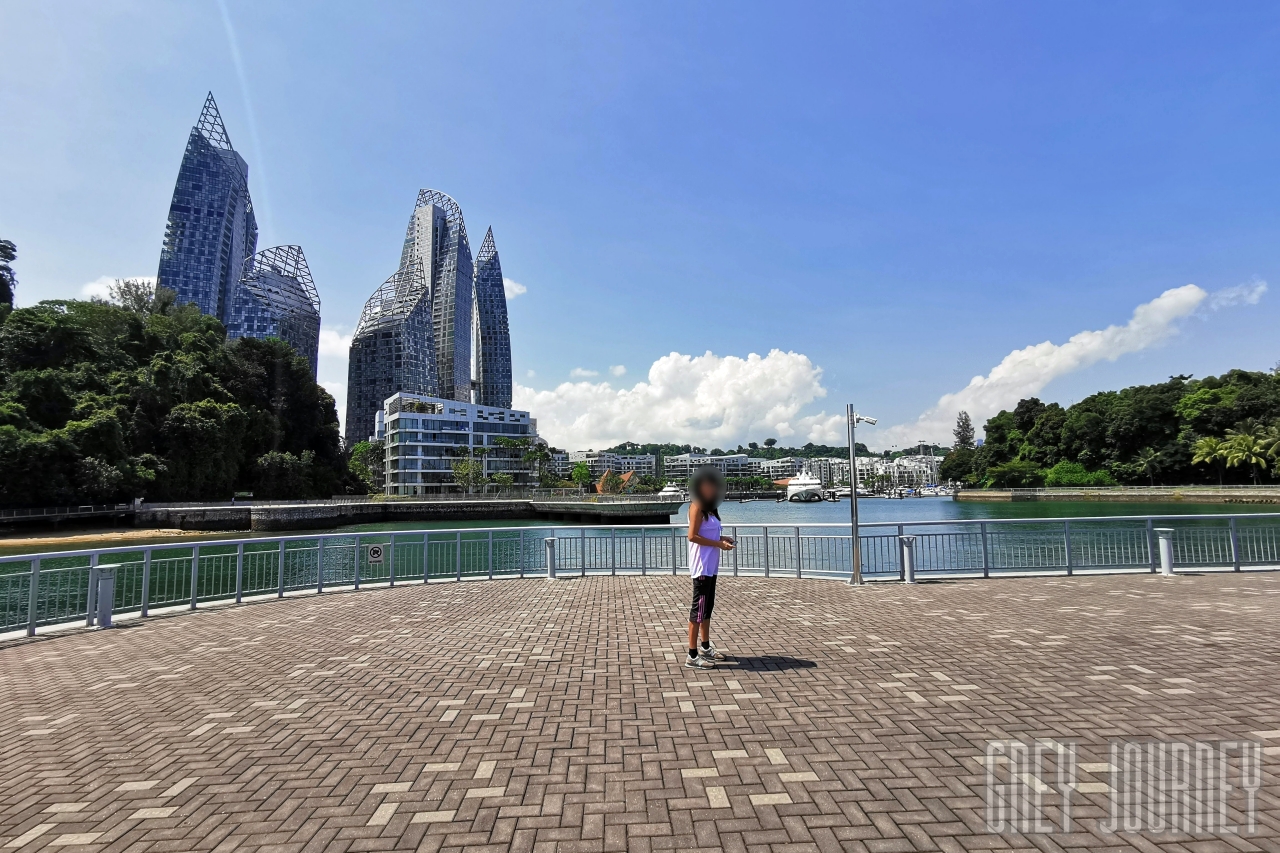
846, 405, 876, 585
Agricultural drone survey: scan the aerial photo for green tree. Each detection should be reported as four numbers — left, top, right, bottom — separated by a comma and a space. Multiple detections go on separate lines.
600, 470, 625, 494
1134, 447, 1160, 487
450, 457, 489, 491
0, 239, 15, 322
570, 461, 593, 490
491, 472, 515, 488
763, 438, 777, 448
1191, 436, 1227, 486
347, 440, 384, 494
938, 447, 975, 483
985, 460, 1045, 488
1225, 429, 1268, 485
953, 410, 975, 450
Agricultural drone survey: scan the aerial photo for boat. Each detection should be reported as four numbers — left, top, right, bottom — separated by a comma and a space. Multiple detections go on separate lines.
785, 472, 825, 502
657, 484, 686, 500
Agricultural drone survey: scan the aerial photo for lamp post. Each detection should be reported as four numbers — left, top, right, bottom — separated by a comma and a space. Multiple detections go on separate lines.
846, 405, 877, 585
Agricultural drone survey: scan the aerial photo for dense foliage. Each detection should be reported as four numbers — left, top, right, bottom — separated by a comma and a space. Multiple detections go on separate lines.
0, 296, 355, 507
945, 370, 1280, 487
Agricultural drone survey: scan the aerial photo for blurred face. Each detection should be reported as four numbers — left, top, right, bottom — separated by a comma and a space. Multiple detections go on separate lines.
697, 479, 717, 504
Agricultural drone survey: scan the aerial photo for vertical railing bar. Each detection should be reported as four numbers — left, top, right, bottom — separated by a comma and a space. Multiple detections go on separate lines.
641, 527, 648, 576
317, 537, 325, 593
1064, 520, 1073, 577
86, 553, 100, 627
141, 549, 152, 617
456, 531, 462, 582
794, 526, 802, 579
581, 528, 587, 577
732, 526, 739, 577
390, 533, 397, 587
189, 546, 200, 610
519, 528, 526, 578
672, 526, 678, 576
488, 531, 494, 580
27, 558, 40, 637
1147, 518, 1157, 573
896, 524, 904, 581
235, 542, 245, 603
355, 535, 363, 590
277, 540, 286, 598
611, 528, 617, 576
1229, 517, 1241, 572
764, 526, 771, 578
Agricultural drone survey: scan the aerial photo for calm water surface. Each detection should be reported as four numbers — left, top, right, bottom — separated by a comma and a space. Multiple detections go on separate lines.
3, 497, 1277, 557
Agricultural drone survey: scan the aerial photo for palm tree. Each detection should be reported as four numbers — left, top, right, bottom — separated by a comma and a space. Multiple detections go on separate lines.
1191, 436, 1227, 486
1225, 430, 1268, 486
1260, 424, 1280, 472
1134, 447, 1160, 486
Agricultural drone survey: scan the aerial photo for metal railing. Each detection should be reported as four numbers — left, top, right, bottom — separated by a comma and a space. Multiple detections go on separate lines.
0, 503, 134, 521
2, 513, 1278, 638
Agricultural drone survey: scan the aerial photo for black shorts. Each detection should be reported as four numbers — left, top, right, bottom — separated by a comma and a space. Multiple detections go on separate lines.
689, 575, 717, 624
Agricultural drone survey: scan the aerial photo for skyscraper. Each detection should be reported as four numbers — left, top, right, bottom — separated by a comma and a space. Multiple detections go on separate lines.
226, 245, 322, 378
156, 93, 258, 321
472, 227, 513, 408
346, 189, 483, 444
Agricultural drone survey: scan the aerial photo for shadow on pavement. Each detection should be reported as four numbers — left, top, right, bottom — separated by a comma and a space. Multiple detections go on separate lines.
724, 655, 817, 671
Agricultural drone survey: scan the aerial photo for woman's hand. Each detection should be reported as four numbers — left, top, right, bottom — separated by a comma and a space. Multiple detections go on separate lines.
719, 536, 736, 551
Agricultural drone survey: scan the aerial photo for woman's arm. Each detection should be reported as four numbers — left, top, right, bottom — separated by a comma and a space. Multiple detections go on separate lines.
687, 503, 730, 549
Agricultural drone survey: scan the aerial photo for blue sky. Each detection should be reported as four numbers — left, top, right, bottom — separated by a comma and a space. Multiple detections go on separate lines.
3, 2, 1279, 449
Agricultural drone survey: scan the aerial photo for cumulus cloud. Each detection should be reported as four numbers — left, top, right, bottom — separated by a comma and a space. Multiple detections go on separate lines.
875, 282, 1263, 447
80, 275, 155, 300
318, 326, 353, 356
569, 367, 599, 378
503, 278, 526, 299
609, 365, 627, 376
515, 349, 844, 450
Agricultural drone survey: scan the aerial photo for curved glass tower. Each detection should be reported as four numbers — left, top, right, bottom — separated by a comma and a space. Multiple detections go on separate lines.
227, 245, 322, 378
472, 227, 512, 408
156, 93, 258, 321
401, 189, 473, 403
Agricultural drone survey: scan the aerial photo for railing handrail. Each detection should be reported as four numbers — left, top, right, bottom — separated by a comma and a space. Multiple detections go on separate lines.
3, 512, 1279, 566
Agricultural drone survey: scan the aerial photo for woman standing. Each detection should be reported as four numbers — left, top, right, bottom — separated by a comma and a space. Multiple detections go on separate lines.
685, 466, 735, 669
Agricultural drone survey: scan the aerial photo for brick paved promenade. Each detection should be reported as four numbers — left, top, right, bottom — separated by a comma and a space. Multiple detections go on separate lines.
1, 572, 1278, 852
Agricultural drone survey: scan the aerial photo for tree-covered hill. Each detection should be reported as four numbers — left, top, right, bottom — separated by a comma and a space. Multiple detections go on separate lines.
939, 369, 1280, 488
0, 295, 358, 507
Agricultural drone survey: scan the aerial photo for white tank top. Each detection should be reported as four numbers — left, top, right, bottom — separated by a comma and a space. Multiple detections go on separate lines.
689, 513, 721, 578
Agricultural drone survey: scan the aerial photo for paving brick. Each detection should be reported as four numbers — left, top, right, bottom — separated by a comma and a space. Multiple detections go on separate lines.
0, 573, 1276, 852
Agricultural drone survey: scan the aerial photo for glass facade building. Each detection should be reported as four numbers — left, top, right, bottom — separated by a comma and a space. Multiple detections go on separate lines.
472, 227, 513, 408
226, 245, 322, 378
156, 93, 258, 321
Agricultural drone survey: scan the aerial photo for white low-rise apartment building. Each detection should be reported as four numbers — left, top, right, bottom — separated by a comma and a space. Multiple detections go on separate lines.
663, 453, 763, 483
380, 391, 539, 495
567, 450, 657, 478
803, 457, 852, 485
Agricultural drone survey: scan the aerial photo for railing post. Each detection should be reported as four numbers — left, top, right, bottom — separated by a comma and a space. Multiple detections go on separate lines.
897, 524, 904, 581
86, 553, 100, 627
672, 527, 678, 575
1147, 518, 1157, 573
763, 526, 771, 577
1063, 520, 1073, 577
189, 546, 199, 610
1155, 528, 1175, 576
732, 526, 739, 577
900, 535, 917, 584
456, 531, 462, 581
141, 549, 151, 617
235, 542, 245, 603
545, 537, 557, 580
580, 528, 587, 577
277, 540, 286, 598
1229, 517, 1241, 572
390, 534, 397, 587
488, 531, 493, 580
641, 528, 647, 576
95, 566, 116, 628
794, 526, 803, 578
317, 537, 325, 593
611, 528, 616, 576
26, 558, 40, 637
354, 536, 362, 590
980, 522, 990, 578
519, 529, 526, 578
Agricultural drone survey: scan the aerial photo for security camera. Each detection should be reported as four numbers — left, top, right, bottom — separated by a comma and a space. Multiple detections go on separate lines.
861, 416, 878, 425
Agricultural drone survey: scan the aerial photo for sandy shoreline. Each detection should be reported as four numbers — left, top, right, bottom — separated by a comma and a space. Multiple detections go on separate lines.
0, 528, 216, 553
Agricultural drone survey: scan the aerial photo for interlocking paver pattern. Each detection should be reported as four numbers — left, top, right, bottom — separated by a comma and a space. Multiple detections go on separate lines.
1, 571, 1277, 852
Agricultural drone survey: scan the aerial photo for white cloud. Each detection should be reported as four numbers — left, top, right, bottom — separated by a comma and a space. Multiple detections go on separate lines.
526, 369, 536, 378
515, 349, 844, 450
318, 326, 353, 356
569, 367, 599, 378
875, 282, 1261, 447
503, 277, 526, 299
80, 275, 155, 300
609, 365, 627, 376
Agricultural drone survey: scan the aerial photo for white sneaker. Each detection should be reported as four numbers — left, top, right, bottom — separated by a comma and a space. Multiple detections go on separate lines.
685, 654, 715, 669
699, 643, 725, 661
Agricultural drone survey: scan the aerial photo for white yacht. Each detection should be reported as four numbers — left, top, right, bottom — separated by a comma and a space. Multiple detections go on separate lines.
785, 472, 825, 502
657, 484, 686, 500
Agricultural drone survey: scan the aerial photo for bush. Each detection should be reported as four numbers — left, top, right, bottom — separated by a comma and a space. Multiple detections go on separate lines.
1044, 460, 1118, 487
985, 460, 1045, 488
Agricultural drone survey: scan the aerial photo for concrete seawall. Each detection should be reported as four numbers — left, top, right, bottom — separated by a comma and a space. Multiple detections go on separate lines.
955, 487, 1280, 504
136, 498, 681, 532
